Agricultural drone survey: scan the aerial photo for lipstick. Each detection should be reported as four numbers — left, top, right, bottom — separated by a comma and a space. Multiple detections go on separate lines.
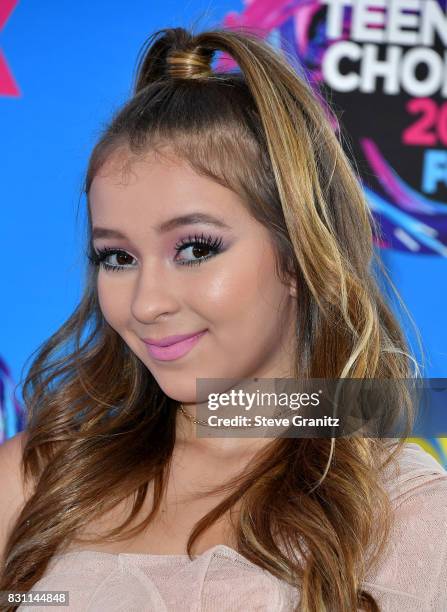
143, 330, 207, 361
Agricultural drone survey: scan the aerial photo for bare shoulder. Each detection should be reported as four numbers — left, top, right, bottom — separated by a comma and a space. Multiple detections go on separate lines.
0, 431, 31, 561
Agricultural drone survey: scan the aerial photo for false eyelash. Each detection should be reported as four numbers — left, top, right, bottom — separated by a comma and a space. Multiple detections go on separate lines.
87, 246, 130, 272
174, 232, 224, 267
87, 233, 224, 271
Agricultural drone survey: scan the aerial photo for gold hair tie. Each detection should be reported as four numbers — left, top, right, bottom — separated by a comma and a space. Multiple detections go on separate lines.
166, 47, 214, 80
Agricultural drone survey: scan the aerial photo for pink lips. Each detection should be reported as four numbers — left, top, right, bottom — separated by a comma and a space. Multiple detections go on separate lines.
143, 330, 207, 361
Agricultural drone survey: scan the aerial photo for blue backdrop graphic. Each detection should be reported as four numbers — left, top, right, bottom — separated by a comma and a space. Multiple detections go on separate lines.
1, 1, 446, 465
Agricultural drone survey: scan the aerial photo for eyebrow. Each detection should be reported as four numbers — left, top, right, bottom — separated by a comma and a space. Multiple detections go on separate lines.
92, 213, 232, 240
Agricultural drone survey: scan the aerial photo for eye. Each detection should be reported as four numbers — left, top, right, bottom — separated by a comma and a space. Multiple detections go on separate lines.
87, 247, 136, 272
174, 233, 224, 267
87, 233, 225, 272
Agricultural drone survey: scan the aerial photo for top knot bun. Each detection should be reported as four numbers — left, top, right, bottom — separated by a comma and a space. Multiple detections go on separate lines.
166, 46, 214, 80
134, 28, 219, 92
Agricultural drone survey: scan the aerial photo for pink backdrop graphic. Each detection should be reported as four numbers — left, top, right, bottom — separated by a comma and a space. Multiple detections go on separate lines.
0, 0, 19, 96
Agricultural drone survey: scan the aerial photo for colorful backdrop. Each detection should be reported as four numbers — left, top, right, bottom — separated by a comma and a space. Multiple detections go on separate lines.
1, 0, 446, 466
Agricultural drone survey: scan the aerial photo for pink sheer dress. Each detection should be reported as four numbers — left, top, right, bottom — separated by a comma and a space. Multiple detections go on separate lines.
16, 441, 447, 611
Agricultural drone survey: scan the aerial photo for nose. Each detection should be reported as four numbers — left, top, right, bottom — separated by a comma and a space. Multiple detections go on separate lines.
130, 258, 180, 323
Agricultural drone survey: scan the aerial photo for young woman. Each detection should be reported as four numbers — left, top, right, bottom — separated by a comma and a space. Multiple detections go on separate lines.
1, 26, 446, 612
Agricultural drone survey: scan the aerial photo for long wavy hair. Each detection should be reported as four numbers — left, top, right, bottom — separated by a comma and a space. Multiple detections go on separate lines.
1, 26, 422, 611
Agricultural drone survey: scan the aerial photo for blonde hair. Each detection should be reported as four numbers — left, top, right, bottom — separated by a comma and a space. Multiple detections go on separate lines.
1, 26, 420, 611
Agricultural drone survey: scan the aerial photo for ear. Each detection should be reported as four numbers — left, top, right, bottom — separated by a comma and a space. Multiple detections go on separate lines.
283, 267, 297, 298
288, 279, 297, 298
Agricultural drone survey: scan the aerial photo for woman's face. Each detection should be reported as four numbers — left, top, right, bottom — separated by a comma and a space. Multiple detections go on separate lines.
89, 147, 297, 404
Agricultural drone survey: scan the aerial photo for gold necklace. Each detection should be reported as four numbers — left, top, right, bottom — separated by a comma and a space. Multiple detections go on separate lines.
178, 404, 249, 429
178, 404, 212, 427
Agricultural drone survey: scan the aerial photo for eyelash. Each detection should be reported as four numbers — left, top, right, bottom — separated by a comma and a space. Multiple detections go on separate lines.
87, 233, 224, 272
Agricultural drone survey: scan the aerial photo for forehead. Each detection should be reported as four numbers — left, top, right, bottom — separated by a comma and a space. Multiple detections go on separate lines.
90, 147, 198, 200
88, 146, 250, 224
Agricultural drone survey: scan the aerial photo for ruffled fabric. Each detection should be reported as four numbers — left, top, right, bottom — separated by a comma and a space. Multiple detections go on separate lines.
17, 545, 299, 612
17, 442, 447, 611
363, 442, 447, 612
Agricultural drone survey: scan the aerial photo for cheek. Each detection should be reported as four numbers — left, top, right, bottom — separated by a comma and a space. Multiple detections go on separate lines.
195, 244, 282, 321
97, 276, 129, 328
194, 261, 259, 317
